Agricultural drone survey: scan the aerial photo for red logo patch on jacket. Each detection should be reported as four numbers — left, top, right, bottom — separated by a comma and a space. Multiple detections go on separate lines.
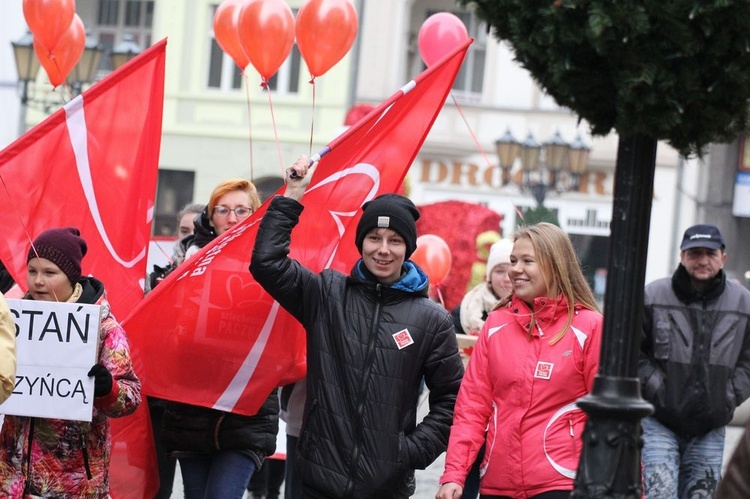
392, 329, 414, 349
534, 361, 554, 379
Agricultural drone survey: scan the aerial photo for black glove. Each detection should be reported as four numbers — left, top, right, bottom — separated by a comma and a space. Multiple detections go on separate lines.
88, 363, 113, 397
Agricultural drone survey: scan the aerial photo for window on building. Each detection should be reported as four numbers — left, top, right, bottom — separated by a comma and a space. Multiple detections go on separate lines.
448, 11, 486, 99
207, 37, 244, 90
90, 0, 154, 72
266, 45, 302, 95
207, 5, 302, 93
153, 170, 196, 237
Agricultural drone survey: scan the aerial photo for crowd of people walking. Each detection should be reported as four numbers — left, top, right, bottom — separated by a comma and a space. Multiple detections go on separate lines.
0, 154, 749, 498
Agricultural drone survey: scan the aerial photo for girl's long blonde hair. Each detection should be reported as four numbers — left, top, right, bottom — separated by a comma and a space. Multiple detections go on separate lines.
498, 222, 600, 345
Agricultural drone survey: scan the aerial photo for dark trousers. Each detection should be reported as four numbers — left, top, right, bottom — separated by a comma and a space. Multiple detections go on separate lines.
462, 443, 486, 499
148, 397, 176, 499
285, 435, 300, 499
248, 457, 285, 499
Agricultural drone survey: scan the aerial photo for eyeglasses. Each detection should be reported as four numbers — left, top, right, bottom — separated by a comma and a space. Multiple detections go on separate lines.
213, 206, 252, 218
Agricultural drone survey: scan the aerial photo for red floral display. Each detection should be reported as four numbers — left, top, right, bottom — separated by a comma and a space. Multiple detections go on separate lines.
415, 200, 503, 311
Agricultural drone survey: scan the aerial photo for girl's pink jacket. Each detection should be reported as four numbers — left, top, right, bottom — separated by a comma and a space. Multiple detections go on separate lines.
440, 295, 603, 498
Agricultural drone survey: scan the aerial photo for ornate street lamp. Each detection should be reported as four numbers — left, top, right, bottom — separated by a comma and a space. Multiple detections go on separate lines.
12, 30, 105, 136
544, 130, 569, 173
11, 32, 40, 106
495, 128, 520, 185
518, 132, 545, 206
67, 32, 104, 96
568, 134, 591, 191
111, 34, 143, 70
11, 31, 41, 137
495, 128, 591, 207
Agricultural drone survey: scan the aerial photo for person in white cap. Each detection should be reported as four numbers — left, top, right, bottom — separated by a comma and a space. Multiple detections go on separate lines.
459, 238, 515, 336
640, 223, 750, 498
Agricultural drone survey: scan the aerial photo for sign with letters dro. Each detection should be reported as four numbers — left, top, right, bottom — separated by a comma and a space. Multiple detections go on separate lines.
0, 299, 100, 422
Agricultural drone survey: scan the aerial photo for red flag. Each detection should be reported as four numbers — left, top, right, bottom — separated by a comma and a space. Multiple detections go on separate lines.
0, 40, 166, 319
123, 39, 471, 419
0, 41, 166, 499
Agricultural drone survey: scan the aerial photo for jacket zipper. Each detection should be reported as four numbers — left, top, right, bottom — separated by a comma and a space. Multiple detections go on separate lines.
215, 413, 226, 450
668, 313, 689, 347
22, 418, 35, 496
81, 431, 92, 480
344, 283, 383, 498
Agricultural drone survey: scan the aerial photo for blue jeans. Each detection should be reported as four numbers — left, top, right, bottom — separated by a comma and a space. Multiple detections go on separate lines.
641, 416, 724, 499
179, 451, 257, 499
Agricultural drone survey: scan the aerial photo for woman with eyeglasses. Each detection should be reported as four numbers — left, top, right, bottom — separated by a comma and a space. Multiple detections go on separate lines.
161, 179, 280, 499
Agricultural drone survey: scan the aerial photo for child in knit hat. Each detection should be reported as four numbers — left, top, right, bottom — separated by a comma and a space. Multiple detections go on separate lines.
0, 227, 141, 498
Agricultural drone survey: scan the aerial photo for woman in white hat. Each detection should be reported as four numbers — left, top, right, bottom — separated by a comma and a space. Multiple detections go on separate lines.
459, 238, 514, 336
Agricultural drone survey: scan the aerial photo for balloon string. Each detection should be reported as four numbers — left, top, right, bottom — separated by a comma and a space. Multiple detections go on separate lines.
152, 240, 174, 263
0, 173, 45, 296
449, 92, 527, 225
244, 73, 254, 182
308, 77, 316, 157
436, 285, 446, 308
450, 93, 493, 170
263, 79, 286, 176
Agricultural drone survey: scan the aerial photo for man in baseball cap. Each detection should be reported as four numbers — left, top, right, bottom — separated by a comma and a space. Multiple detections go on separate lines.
680, 223, 726, 251
640, 223, 750, 498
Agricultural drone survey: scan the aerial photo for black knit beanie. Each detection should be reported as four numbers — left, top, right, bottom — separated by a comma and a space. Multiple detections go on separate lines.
355, 194, 420, 258
27, 227, 88, 284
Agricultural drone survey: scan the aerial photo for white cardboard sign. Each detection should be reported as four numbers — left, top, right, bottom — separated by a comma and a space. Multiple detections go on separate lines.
0, 299, 101, 422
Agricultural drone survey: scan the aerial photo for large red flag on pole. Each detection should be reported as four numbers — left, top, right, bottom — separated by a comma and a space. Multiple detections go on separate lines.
0, 40, 167, 499
123, 39, 471, 417
0, 40, 166, 319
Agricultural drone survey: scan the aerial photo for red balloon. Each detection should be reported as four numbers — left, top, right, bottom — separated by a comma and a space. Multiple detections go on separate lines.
33, 13, 85, 88
418, 12, 469, 67
295, 0, 358, 78
411, 234, 452, 285
23, 0, 76, 53
237, 0, 295, 82
214, 0, 251, 71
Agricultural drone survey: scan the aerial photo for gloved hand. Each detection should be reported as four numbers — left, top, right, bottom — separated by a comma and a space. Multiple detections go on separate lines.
88, 363, 113, 397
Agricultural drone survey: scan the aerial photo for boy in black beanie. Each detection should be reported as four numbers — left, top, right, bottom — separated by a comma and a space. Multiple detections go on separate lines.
251, 156, 463, 499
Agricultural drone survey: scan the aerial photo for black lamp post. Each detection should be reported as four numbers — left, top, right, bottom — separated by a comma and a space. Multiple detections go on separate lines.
111, 34, 143, 70
495, 128, 590, 206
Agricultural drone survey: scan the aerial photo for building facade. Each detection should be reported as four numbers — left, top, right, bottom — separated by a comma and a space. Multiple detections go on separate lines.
4, 0, 747, 287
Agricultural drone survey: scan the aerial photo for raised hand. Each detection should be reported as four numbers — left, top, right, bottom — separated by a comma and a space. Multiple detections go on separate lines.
284, 155, 318, 201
